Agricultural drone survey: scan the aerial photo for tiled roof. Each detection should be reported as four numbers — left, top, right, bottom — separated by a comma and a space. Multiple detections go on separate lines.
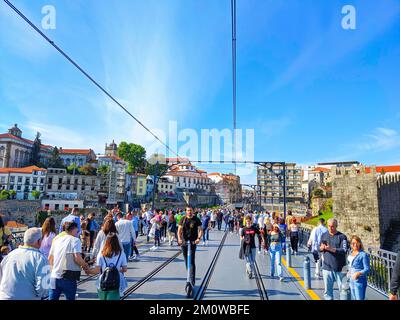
99, 155, 123, 161
59, 149, 93, 155
0, 133, 52, 150
6, 221, 28, 228
365, 165, 400, 174
0, 165, 46, 174
312, 167, 330, 173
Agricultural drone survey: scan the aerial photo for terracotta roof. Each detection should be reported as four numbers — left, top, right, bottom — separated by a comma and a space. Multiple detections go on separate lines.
59, 149, 93, 155
208, 172, 221, 176
0, 165, 46, 174
365, 165, 400, 174
0, 133, 52, 150
99, 155, 123, 161
312, 167, 330, 173
6, 221, 28, 228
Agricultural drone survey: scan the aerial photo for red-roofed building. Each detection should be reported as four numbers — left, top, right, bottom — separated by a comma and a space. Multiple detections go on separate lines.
59, 148, 97, 167
0, 124, 53, 168
364, 165, 400, 175
0, 165, 47, 200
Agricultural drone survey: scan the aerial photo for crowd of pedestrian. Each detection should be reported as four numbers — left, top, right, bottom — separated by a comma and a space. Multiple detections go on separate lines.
0, 206, 398, 301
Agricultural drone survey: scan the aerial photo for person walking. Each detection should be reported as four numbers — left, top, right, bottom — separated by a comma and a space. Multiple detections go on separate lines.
85, 232, 128, 300
59, 208, 81, 236
167, 212, 177, 246
269, 224, 284, 281
320, 218, 348, 300
177, 207, 203, 288
217, 210, 223, 231
389, 251, 400, 300
87, 213, 100, 252
288, 218, 299, 255
129, 211, 140, 260
0, 228, 50, 300
201, 211, 211, 246
309, 218, 328, 278
40, 217, 57, 259
48, 222, 89, 300
347, 236, 370, 300
239, 216, 260, 279
115, 213, 136, 261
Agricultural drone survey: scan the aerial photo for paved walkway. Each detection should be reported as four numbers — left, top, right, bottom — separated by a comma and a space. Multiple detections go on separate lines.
77, 228, 388, 300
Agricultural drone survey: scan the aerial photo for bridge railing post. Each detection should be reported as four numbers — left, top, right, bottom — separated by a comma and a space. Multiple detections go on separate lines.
303, 256, 311, 290
286, 242, 292, 268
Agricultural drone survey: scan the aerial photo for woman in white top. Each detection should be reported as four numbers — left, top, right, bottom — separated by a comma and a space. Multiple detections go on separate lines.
92, 218, 123, 261
288, 218, 299, 255
86, 232, 128, 300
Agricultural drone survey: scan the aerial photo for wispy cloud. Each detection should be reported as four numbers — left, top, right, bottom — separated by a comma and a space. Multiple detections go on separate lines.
357, 127, 400, 152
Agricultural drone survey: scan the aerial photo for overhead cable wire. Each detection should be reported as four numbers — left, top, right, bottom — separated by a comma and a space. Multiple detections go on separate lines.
3, 0, 181, 159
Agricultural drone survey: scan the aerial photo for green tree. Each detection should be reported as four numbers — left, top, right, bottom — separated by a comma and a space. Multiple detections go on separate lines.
66, 163, 79, 174
97, 165, 110, 175
117, 142, 146, 174
31, 190, 41, 199
78, 164, 97, 176
9, 190, 16, 199
29, 132, 42, 166
0, 189, 10, 200
48, 146, 64, 168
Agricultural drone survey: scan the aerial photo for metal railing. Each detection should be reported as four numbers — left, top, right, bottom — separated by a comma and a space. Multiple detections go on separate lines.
367, 247, 397, 295
297, 225, 397, 296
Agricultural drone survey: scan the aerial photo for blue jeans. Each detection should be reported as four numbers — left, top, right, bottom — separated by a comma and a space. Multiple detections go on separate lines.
122, 242, 131, 260
269, 243, 283, 277
49, 278, 77, 300
350, 278, 367, 300
245, 248, 256, 275
202, 228, 209, 242
322, 270, 345, 300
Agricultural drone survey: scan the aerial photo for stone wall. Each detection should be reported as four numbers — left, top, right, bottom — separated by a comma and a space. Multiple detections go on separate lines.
332, 166, 381, 248
0, 200, 107, 228
0, 200, 41, 226
378, 174, 400, 252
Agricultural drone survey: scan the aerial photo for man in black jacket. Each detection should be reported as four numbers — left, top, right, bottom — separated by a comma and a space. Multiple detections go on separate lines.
389, 251, 400, 300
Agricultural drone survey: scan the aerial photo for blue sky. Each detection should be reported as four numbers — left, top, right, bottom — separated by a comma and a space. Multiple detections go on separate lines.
1, 0, 400, 184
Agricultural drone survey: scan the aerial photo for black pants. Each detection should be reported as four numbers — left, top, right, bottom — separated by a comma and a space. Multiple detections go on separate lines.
290, 235, 299, 253
89, 231, 95, 252
217, 220, 222, 231
131, 237, 139, 255
182, 243, 197, 286
229, 221, 234, 232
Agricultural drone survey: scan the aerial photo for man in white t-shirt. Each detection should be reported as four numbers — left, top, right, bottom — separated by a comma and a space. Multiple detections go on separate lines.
48, 222, 88, 300
115, 213, 136, 260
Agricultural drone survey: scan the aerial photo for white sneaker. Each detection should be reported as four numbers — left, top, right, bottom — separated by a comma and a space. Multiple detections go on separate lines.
258, 250, 261, 254
205, 241, 208, 246
202, 242, 205, 246
279, 277, 284, 282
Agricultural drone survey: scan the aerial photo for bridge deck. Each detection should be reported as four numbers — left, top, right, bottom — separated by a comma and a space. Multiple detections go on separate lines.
77, 228, 388, 300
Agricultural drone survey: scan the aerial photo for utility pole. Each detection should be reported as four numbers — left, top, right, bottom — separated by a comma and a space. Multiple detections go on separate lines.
151, 161, 159, 211
231, 0, 237, 175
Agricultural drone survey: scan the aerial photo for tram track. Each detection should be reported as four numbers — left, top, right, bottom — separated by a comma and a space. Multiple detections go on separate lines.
120, 250, 182, 300
193, 231, 228, 300
254, 260, 269, 300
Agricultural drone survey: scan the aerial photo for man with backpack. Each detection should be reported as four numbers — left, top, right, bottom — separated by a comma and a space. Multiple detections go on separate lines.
178, 207, 203, 288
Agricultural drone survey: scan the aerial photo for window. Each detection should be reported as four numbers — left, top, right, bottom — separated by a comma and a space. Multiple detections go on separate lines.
47, 184, 52, 190
17, 186, 21, 191
33, 178, 37, 184
18, 176, 22, 183
40, 178, 44, 184
10, 176, 15, 183
48, 177, 53, 184
58, 178, 62, 184
55, 204, 60, 210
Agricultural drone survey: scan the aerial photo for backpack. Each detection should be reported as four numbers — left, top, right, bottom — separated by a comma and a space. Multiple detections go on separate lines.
100, 253, 121, 292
